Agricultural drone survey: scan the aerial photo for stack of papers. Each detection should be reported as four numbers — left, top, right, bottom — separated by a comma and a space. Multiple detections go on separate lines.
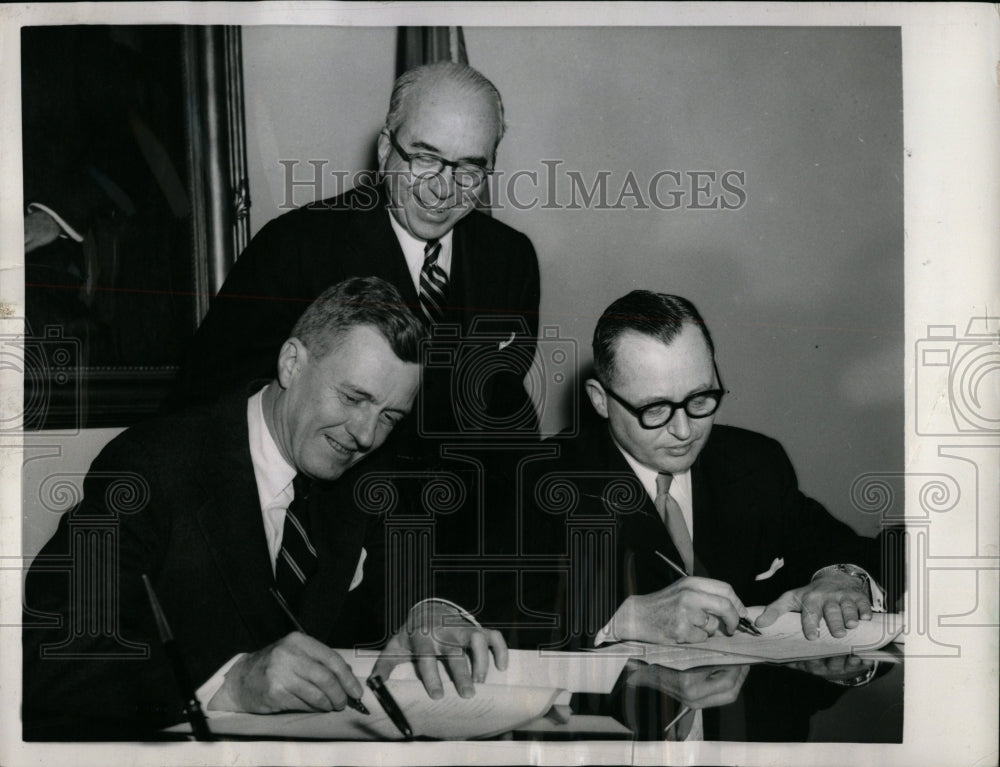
166, 614, 904, 739
168, 677, 564, 740
600, 607, 904, 670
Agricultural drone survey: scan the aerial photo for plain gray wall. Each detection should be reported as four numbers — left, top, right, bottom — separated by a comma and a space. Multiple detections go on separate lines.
240, 26, 903, 536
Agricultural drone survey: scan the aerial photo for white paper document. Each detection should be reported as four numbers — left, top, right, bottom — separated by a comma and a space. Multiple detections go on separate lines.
344, 648, 631, 694
605, 609, 904, 670
166, 677, 563, 740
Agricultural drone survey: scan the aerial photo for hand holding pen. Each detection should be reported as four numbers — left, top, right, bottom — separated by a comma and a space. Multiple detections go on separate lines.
200, 589, 369, 715
655, 551, 761, 637
270, 588, 369, 714
605, 553, 756, 645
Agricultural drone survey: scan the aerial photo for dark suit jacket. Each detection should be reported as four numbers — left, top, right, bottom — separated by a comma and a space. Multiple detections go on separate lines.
22, 387, 383, 739
168, 182, 541, 440
164, 183, 541, 615
513, 423, 879, 650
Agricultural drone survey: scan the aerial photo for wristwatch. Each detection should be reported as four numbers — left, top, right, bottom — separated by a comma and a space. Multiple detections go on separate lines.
828, 563, 869, 591
813, 563, 886, 611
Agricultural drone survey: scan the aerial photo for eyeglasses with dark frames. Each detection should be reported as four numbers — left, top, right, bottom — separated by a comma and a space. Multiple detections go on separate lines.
387, 130, 491, 190
602, 366, 726, 429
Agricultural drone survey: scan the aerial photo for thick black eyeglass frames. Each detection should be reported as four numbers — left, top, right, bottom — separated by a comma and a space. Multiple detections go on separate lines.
602, 363, 726, 429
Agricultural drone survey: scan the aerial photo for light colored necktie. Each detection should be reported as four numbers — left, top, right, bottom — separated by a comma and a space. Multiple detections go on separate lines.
655, 472, 694, 575
418, 239, 448, 324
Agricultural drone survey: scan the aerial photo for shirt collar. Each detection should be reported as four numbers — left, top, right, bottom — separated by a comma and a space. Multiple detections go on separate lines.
247, 387, 297, 507
612, 435, 692, 505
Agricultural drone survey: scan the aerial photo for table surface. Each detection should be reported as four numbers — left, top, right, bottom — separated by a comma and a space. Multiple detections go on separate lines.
22, 648, 903, 743
510, 652, 903, 743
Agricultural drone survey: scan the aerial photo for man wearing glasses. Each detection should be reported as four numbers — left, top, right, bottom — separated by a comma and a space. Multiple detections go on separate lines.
515, 290, 883, 650
171, 61, 539, 442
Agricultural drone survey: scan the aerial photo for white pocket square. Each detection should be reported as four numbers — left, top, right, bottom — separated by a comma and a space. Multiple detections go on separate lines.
754, 557, 785, 581
349, 547, 367, 591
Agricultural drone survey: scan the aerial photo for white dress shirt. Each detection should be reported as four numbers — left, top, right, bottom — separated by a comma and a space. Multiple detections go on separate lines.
247, 388, 298, 574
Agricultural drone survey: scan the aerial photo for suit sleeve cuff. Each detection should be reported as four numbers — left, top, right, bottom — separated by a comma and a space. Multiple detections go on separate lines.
198, 653, 246, 713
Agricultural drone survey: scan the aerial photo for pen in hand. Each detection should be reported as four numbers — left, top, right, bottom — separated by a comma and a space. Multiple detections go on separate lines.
654, 551, 761, 636
269, 587, 369, 715
367, 674, 414, 740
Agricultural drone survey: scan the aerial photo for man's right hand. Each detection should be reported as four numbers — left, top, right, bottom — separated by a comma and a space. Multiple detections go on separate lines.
606, 577, 746, 644
209, 632, 364, 713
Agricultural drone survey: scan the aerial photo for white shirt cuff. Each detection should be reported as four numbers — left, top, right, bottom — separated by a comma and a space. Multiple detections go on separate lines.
197, 653, 246, 713
26, 202, 84, 242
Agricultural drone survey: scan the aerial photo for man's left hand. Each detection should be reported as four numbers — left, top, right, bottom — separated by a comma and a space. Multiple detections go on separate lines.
370, 601, 508, 699
756, 572, 873, 639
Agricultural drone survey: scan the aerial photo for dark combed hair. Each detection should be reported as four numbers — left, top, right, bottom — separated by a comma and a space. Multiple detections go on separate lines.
592, 290, 715, 385
291, 277, 427, 363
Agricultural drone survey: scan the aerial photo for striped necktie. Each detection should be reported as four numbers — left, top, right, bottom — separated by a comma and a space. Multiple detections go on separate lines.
275, 474, 318, 609
418, 238, 448, 324
655, 472, 694, 576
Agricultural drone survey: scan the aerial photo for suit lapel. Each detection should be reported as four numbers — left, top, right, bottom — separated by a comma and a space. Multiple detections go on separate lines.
690, 432, 729, 580
449, 213, 479, 326
348, 185, 420, 311
297, 482, 370, 642
194, 390, 286, 646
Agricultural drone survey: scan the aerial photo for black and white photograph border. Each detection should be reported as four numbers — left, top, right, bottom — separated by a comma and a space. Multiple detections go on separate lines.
0, 2, 997, 766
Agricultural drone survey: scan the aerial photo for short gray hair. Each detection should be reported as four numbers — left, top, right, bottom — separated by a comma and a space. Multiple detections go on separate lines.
291, 277, 427, 363
385, 61, 506, 148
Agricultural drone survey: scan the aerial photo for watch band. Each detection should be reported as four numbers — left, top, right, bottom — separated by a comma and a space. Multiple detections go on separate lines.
831, 563, 870, 591
812, 563, 886, 611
